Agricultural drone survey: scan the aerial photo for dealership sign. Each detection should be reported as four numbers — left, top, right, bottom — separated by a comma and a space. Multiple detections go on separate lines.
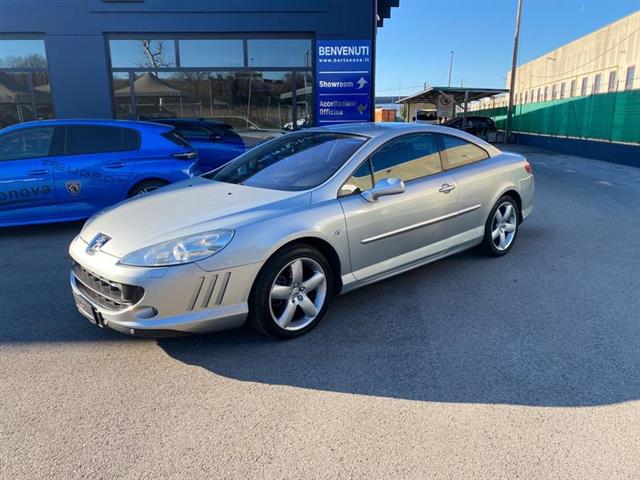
316, 40, 372, 125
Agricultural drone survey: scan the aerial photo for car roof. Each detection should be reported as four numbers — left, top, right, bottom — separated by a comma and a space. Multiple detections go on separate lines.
1, 118, 172, 133
304, 122, 502, 156
306, 122, 472, 136
152, 117, 234, 128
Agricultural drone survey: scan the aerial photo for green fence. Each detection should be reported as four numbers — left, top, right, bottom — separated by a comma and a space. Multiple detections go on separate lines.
469, 90, 640, 145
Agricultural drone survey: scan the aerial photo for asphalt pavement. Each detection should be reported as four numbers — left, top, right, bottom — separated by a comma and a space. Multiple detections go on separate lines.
2, 145, 640, 479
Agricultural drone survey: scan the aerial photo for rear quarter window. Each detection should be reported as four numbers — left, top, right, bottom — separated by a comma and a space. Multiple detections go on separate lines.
438, 134, 489, 169
162, 130, 191, 148
65, 126, 139, 155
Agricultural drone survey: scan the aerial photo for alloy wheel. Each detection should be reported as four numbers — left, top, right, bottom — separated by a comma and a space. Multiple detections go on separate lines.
491, 201, 518, 251
269, 257, 328, 331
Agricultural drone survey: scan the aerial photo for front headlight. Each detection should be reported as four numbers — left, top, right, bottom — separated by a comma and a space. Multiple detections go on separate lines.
118, 229, 234, 267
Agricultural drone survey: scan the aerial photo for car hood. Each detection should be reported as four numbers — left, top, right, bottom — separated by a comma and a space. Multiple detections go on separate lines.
79, 177, 310, 258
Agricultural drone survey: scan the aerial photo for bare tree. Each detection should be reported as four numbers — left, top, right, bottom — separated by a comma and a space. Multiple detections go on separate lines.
139, 40, 170, 69
1, 53, 47, 69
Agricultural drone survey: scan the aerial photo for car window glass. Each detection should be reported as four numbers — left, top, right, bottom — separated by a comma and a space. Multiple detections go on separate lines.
66, 126, 138, 155
122, 128, 139, 150
0, 127, 54, 161
205, 132, 367, 191
177, 124, 211, 139
371, 134, 442, 183
339, 160, 373, 197
439, 135, 489, 169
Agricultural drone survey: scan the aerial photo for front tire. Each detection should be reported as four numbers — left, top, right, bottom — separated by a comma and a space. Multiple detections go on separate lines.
480, 195, 520, 257
248, 245, 333, 339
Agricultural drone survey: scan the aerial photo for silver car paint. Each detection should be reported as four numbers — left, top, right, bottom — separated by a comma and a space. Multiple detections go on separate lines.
69, 123, 534, 335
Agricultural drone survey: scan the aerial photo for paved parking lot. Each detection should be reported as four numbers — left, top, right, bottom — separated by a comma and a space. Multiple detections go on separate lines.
2, 145, 640, 479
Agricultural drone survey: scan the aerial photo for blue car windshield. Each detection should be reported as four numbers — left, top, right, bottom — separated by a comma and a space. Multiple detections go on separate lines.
204, 132, 368, 191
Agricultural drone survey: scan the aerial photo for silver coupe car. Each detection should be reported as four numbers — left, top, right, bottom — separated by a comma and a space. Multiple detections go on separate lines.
69, 123, 534, 338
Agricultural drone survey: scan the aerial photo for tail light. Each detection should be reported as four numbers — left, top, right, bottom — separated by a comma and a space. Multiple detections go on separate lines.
173, 151, 198, 160
524, 160, 533, 174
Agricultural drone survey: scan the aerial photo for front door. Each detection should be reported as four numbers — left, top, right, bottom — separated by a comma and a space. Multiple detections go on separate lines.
338, 133, 460, 279
0, 126, 58, 225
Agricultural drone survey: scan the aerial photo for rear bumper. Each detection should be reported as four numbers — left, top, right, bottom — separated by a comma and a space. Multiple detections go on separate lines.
519, 173, 535, 222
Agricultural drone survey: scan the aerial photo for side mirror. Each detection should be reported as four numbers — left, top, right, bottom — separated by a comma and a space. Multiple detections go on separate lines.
361, 177, 406, 203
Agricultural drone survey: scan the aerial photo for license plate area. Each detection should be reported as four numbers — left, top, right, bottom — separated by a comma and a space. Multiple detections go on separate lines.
74, 294, 104, 327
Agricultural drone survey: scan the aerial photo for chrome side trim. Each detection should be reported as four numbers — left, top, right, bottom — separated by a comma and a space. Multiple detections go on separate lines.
360, 204, 482, 244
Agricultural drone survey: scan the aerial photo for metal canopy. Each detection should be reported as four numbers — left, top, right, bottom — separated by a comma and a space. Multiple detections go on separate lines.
395, 86, 508, 106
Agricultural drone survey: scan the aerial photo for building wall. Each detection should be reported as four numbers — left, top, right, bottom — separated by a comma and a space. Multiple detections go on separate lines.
468, 11, 640, 164
0, 0, 376, 122
471, 11, 639, 112
507, 11, 639, 104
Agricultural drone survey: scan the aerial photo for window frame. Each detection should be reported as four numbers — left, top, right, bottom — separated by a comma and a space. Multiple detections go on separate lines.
106, 33, 314, 128
0, 36, 54, 126
59, 125, 141, 156
435, 133, 490, 171
369, 133, 444, 184
336, 132, 446, 198
593, 73, 602, 94
0, 126, 56, 162
608, 70, 617, 93
337, 157, 375, 198
625, 65, 636, 91
581, 77, 588, 96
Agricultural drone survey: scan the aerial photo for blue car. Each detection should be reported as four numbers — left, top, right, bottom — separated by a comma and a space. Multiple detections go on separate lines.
153, 118, 247, 171
0, 119, 199, 227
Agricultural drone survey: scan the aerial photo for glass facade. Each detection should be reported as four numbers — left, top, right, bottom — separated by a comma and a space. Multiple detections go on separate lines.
109, 37, 313, 131
0, 39, 53, 127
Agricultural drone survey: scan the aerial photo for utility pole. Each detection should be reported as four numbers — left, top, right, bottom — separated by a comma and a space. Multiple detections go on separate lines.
448, 50, 454, 87
505, 0, 523, 143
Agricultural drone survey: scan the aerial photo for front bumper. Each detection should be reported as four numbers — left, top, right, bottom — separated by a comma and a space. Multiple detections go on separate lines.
69, 236, 261, 336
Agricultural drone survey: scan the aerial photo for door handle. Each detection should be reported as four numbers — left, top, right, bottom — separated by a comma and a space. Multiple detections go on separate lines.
27, 169, 49, 176
439, 183, 456, 194
105, 162, 126, 169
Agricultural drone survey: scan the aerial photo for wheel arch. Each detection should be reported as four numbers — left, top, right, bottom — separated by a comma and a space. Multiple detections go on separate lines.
258, 236, 344, 295
499, 189, 523, 221
127, 177, 170, 197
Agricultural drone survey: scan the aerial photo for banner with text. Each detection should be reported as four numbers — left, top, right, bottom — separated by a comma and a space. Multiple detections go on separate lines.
316, 39, 372, 125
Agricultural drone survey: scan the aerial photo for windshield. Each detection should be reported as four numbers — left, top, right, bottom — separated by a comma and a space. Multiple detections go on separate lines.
204, 132, 368, 191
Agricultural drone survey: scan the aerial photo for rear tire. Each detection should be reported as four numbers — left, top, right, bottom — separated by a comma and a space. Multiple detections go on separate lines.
479, 195, 520, 257
128, 179, 168, 197
248, 245, 333, 339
